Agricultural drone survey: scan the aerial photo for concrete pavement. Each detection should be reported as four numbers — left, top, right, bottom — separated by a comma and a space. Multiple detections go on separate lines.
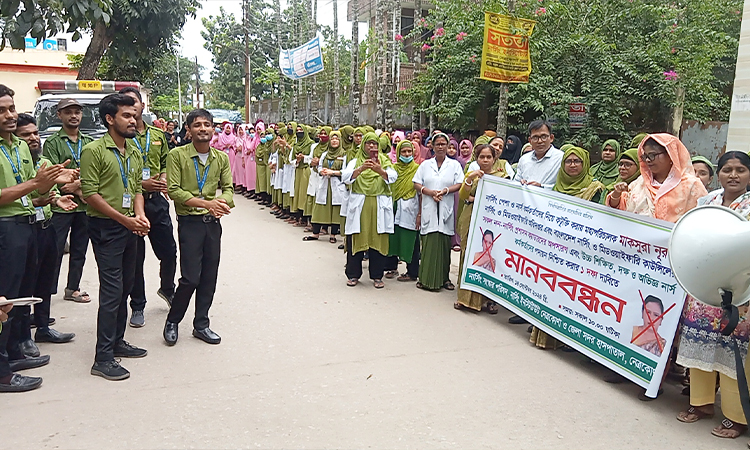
2, 196, 743, 449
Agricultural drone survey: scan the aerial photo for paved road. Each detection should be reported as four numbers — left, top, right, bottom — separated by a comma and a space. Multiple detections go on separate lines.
2, 196, 743, 449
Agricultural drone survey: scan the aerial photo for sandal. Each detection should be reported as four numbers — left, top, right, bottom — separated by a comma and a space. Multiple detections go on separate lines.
677, 406, 715, 424
329, 236, 337, 244
373, 279, 385, 289
346, 278, 359, 287
303, 236, 319, 241
443, 281, 455, 291
385, 270, 398, 279
712, 418, 747, 438
486, 302, 499, 315
338, 244, 345, 250
454, 301, 466, 310
64, 288, 91, 303
304, 227, 313, 233
397, 274, 416, 282
451, 245, 461, 252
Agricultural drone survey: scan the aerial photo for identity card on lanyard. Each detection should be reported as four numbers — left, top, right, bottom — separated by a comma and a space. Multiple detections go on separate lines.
112, 149, 132, 209
133, 129, 151, 180
193, 156, 210, 200
65, 138, 82, 167
1, 143, 29, 207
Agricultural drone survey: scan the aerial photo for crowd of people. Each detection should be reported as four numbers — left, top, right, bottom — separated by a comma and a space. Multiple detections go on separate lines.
3, 81, 750, 444
214, 115, 750, 443
0, 84, 232, 389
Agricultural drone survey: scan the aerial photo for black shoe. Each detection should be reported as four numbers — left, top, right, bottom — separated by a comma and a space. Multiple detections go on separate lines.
163, 321, 178, 346
157, 288, 173, 307
0, 373, 43, 392
9, 354, 50, 372
29, 315, 56, 329
113, 340, 148, 358
34, 328, 75, 343
192, 327, 221, 344
91, 360, 130, 381
19, 339, 40, 358
508, 315, 528, 325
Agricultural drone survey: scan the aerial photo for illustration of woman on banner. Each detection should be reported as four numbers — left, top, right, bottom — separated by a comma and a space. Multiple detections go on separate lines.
472, 229, 497, 272
631, 295, 667, 357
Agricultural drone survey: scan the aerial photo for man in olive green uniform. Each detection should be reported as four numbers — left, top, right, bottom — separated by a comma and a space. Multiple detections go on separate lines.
43, 98, 94, 304
0, 85, 75, 392
163, 109, 234, 346
15, 114, 77, 345
80, 94, 150, 381
119, 87, 177, 328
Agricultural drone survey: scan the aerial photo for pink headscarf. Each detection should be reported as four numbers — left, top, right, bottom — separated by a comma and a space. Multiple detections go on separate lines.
214, 123, 236, 151
388, 130, 406, 163
457, 139, 473, 168
248, 121, 265, 154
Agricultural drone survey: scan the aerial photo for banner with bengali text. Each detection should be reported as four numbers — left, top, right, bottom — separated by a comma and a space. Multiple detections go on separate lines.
460, 177, 686, 398
279, 36, 324, 80
480, 12, 536, 83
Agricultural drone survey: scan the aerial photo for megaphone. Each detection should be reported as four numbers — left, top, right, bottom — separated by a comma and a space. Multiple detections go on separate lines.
669, 205, 750, 307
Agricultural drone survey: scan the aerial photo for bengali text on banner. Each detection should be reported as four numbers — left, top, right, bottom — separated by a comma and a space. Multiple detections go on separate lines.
480, 12, 536, 83
460, 176, 686, 398
279, 36, 324, 80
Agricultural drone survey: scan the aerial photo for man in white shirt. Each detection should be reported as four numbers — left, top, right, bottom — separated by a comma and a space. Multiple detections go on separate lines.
513, 120, 563, 189
509, 120, 563, 325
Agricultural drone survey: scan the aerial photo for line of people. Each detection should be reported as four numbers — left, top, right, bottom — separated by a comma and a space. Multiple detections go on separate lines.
223, 116, 750, 443
0, 84, 234, 391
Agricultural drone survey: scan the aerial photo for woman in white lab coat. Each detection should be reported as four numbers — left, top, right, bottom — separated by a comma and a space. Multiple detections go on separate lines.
412, 133, 464, 291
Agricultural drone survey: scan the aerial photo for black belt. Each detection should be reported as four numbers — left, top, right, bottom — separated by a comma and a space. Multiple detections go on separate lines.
36, 218, 52, 229
179, 214, 219, 223
0, 215, 37, 225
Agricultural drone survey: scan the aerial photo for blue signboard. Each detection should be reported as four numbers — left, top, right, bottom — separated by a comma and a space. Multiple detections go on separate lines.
24, 38, 58, 50
279, 36, 324, 80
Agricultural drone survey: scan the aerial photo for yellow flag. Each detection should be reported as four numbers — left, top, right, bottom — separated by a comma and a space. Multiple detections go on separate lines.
480, 12, 536, 83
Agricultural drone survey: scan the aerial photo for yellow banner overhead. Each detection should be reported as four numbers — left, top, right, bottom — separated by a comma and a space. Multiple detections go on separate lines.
480, 12, 536, 83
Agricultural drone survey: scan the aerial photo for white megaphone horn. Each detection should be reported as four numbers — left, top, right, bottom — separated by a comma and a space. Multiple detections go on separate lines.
669, 205, 750, 308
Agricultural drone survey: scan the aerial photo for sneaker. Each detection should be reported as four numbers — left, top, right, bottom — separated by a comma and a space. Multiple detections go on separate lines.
157, 289, 173, 307
113, 340, 148, 358
91, 360, 130, 381
129, 310, 145, 328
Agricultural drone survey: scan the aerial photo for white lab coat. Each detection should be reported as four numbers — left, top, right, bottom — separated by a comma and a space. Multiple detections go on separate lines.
413, 158, 464, 235
305, 144, 319, 197
394, 196, 420, 231
315, 152, 347, 206
269, 151, 279, 188
341, 159, 398, 235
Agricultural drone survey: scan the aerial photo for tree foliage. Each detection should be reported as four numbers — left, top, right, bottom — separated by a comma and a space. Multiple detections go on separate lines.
402, 0, 742, 146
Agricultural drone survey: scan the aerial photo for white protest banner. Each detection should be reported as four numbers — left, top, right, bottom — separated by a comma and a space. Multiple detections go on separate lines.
279, 36, 324, 80
460, 176, 686, 398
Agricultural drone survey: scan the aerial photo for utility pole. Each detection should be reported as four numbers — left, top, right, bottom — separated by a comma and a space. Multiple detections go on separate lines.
495, 0, 515, 137
350, 0, 360, 125
194, 55, 201, 108
332, 0, 340, 127
244, 0, 251, 123
413, 0, 424, 129
176, 54, 183, 126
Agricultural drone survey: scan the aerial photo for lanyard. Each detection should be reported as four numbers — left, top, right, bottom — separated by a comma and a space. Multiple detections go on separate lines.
112, 149, 130, 191
65, 138, 82, 166
193, 156, 210, 195
0, 143, 23, 184
132, 129, 150, 163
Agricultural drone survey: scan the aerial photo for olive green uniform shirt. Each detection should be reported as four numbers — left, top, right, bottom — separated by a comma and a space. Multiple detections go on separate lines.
34, 156, 58, 221
42, 128, 93, 213
0, 134, 38, 217
132, 124, 168, 188
167, 143, 234, 216
80, 132, 143, 219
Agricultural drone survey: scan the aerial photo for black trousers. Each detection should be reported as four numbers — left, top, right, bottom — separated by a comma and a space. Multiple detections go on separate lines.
0, 220, 37, 376
33, 222, 58, 329
312, 223, 340, 235
130, 194, 177, 310
345, 235, 386, 280
167, 215, 222, 330
89, 218, 137, 362
384, 237, 420, 278
50, 211, 89, 294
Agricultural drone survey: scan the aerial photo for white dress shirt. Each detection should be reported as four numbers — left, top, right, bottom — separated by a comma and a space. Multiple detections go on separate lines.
512, 145, 563, 189
413, 157, 464, 235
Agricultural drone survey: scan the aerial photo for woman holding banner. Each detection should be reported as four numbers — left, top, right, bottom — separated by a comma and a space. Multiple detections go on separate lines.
675, 151, 750, 440
529, 146, 606, 349
599, 148, 640, 204
455, 143, 510, 313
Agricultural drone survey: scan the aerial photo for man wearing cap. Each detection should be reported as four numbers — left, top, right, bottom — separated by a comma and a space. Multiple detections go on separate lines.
43, 98, 94, 305
119, 87, 177, 329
